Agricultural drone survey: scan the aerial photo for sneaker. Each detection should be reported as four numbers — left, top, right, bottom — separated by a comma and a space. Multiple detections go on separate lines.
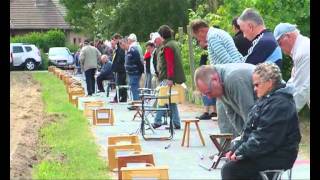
210, 112, 217, 118
196, 112, 211, 120
165, 124, 181, 130
151, 123, 162, 129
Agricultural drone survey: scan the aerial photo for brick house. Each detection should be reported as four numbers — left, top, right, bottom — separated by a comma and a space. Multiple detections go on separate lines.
10, 0, 87, 45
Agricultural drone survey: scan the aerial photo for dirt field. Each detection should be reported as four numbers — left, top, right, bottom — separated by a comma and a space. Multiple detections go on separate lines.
10, 72, 46, 179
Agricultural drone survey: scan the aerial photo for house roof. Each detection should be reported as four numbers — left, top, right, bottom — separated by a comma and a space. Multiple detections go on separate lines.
10, 0, 71, 30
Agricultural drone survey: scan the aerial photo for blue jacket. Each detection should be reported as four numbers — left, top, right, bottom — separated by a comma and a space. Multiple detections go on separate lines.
99, 61, 113, 79
125, 46, 144, 75
243, 29, 282, 68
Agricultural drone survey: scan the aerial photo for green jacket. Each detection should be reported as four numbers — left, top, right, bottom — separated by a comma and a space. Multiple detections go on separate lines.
157, 38, 186, 84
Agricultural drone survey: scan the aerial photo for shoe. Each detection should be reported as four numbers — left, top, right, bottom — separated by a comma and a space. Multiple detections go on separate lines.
210, 112, 217, 118
165, 125, 181, 130
151, 123, 162, 129
127, 106, 138, 110
109, 100, 118, 103
196, 112, 211, 120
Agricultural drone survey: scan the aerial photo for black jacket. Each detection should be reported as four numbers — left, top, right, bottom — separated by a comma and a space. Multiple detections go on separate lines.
232, 84, 301, 169
125, 47, 144, 75
111, 43, 126, 73
233, 31, 252, 56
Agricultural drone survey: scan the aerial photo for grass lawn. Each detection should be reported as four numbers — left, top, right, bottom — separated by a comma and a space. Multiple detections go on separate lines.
32, 72, 110, 179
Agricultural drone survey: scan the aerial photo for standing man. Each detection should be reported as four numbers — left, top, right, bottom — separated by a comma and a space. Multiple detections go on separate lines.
194, 64, 256, 137
190, 19, 243, 65
151, 25, 186, 130
111, 33, 127, 102
237, 8, 283, 69
274, 23, 310, 112
80, 39, 101, 96
120, 37, 144, 101
150, 32, 164, 89
143, 41, 155, 89
231, 16, 252, 56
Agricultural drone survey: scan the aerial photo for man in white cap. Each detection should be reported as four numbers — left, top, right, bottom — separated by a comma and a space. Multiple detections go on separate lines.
274, 23, 310, 112
150, 32, 164, 88
128, 33, 143, 61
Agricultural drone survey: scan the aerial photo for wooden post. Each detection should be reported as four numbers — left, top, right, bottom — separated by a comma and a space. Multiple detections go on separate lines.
178, 27, 184, 44
187, 25, 195, 91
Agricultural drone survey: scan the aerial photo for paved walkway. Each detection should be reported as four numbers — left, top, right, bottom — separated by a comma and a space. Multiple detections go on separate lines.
74, 74, 310, 179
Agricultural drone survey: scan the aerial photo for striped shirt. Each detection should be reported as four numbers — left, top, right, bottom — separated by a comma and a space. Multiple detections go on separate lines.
207, 27, 243, 65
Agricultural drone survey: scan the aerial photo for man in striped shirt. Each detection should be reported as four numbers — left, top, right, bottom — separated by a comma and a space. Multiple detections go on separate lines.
190, 19, 243, 65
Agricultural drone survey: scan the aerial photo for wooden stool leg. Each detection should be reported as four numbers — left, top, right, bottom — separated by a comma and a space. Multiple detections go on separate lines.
195, 122, 205, 146
181, 122, 188, 146
187, 123, 190, 147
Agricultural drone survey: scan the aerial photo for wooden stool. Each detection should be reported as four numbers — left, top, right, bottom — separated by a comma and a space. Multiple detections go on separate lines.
108, 135, 140, 146
92, 108, 114, 125
208, 133, 233, 169
181, 119, 205, 147
83, 101, 105, 119
68, 89, 85, 106
107, 144, 142, 171
118, 153, 155, 180
121, 165, 169, 180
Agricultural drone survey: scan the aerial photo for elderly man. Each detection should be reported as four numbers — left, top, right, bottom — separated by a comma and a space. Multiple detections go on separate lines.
194, 64, 256, 136
190, 19, 244, 121
274, 23, 310, 112
190, 19, 243, 65
238, 8, 283, 69
96, 54, 114, 93
221, 63, 301, 180
150, 32, 164, 88
80, 39, 101, 96
151, 25, 186, 130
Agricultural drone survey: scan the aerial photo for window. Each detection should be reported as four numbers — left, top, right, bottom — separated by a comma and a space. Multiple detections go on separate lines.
13, 46, 24, 53
24, 46, 32, 52
73, 38, 76, 44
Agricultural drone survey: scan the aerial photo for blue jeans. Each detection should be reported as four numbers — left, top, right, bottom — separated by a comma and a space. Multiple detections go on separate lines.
202, 95, 216, 106
154, 103, 180, 127
128, 74, 141, 100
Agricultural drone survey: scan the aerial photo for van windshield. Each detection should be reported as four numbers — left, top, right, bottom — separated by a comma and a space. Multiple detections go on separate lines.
49, 48, 68, 56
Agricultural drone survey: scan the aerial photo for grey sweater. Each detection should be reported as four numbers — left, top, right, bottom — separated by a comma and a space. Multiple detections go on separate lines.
80, 45, 101, 71
215, 63, 257, 134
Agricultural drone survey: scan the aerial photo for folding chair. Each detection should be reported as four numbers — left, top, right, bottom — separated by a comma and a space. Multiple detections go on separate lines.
120, 165, 169, 180
208, 133, 233, 170
118, 152, 155, 180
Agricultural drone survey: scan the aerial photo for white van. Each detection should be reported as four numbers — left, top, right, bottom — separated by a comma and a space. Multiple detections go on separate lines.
10, 43, 42, 70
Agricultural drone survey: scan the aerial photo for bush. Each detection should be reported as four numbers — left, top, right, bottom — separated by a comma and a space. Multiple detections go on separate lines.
65, 43, 80, 53
39, 50, 49, 70
10, 29, 66, 52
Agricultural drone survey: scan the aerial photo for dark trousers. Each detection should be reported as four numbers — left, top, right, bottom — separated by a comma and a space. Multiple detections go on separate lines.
221, 158, 288, 180
85, 68, 96, 95
114, 72, 127, 102
97, 74, 114, 92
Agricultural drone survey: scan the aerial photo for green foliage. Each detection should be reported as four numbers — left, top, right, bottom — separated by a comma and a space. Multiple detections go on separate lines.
32, 72, 109, 179
10, 29, 66, 52
65, 43, 80, 53
39, 50, 49, 70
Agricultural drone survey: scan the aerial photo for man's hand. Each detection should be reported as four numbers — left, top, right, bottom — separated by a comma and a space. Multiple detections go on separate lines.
167, 80, 174, 87
225, 151, 234, 160
230, 153, 237, 161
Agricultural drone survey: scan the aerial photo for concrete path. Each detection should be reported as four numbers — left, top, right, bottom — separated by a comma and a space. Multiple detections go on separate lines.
74, 74, 310, 179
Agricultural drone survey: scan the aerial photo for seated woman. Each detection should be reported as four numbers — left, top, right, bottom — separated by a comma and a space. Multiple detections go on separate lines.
221, 63, 301, 180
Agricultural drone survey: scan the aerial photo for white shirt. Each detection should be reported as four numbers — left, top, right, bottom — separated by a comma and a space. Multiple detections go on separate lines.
287, 34, 310, 112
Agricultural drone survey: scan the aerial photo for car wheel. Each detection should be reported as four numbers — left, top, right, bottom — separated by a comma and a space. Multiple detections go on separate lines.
25, 59, 36, 71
